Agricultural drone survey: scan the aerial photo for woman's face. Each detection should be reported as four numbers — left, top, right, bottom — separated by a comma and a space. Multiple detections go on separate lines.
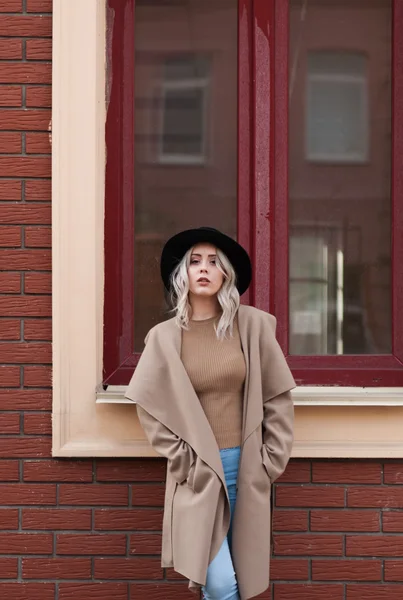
188, 243, 225, 298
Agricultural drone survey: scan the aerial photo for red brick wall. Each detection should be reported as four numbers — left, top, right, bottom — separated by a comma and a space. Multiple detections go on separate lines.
1, 1, 402, 599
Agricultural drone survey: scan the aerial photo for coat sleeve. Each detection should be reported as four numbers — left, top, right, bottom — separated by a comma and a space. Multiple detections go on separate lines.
136, 404, 195, 485
260, 314, 295, 483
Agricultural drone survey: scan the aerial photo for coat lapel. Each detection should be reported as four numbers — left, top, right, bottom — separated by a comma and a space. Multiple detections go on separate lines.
126, 316, 225, 484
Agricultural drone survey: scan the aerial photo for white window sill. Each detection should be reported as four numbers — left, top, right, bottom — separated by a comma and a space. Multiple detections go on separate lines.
96, 385, 403, 406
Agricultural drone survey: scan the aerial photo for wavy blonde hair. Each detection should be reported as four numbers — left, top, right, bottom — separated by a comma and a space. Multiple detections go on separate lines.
169, 246, 240, 340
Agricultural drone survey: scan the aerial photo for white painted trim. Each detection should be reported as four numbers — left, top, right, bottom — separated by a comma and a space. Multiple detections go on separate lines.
52, 0, 107, 456
97, 385, 403, 406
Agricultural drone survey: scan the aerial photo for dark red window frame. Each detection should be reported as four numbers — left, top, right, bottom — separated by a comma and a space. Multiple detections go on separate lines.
104, 0, 403, 387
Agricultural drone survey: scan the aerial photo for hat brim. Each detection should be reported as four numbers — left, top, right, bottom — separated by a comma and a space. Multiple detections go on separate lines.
160, 228, 252, 296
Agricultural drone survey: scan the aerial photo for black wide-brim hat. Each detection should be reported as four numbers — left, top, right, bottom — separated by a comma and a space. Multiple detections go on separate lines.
160, 227, 252, 296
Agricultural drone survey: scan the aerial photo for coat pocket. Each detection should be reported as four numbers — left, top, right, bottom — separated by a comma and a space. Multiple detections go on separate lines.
260, 444, 273, 485
186, 455, 212, 494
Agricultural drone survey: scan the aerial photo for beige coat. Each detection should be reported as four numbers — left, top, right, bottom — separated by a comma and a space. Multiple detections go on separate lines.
125, 304, 295, 600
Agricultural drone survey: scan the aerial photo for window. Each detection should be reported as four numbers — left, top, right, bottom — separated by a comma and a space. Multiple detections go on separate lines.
103, 0, 403, 387
306, 51, 369, 163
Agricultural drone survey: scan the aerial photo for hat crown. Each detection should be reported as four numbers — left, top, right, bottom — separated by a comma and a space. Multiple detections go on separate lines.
160, 227, 252, 296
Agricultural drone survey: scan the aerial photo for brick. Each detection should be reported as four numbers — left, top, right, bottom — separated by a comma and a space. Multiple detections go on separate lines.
277, 461, 311, 483
59, 484, 129, 506
59, 583, 128, 600
130, 584, 195, 600
26, 86, 51, 108
0, 273, 21, 293
0, 558, 18, 578
94, 508, 163, 531
0, 461, 19, 482
0, 225, 21, 246
347, 535, 403, 556
271, 559, 309, 581
26, 133, 51, 154
0, 483, 55, 505
348, 487, 403, 508
0, 533, 52, 554
0, 0, 22, 11
311, 510, 380, 532
23, 508, 92, 531
0, 318, 21, 338
383, 511, 403, 532
385, 560, 403, 581
0, 583, 55, 600
0, 40, 22, 60
24, 365, 52, 387
23, 413, 51, 435
0, 85, 21, 106
24, 273, 51, 294
165, 569, 188, 581
0, 132, 22, 153
274, 584, 343, 600
24, 319, 51, 340
24, 226, 51, 247
97, 459, 166, 482
130, 533, 162, 555
0, 413, 19, 434
0, 297, 51, 317
25, 179, 51, 201
313, 461, 382, 484
0, 109, 51, 130
0, 205, 51, 224
0, 180, 21, 200
0, 366, 20, 386
384, 463, 403, 484
94, 557, 162, 580
0, 342, 51, 363
273, 510, 308, 532
57, 534, 126, 556
0, 437, 51, 458
0, 389, 51, 410
131, 484, 165, 506
274, 534, 343, 556
312, 559, 382, 581
23, 558, 91, 580
0, 16, 52, 36
276, 486, 345, 508
0, 157, 50, 178
0, 63, 51, 85
24, 460, 92, 484
0, 249, 51, 270
27, 0, 52, 11
26, 39, 52, 61
0, 508, 19, 528
346, 585, 403, 599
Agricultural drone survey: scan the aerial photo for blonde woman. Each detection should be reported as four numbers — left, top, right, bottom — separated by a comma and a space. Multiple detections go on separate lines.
126, 227, 295, 600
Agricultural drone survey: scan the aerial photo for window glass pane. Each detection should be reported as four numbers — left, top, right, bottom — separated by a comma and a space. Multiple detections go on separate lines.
289, 0, 392, 355
134, 1, 238, 350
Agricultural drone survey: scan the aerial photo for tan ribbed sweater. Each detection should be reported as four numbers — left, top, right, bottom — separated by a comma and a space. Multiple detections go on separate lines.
181, 315, 246, 449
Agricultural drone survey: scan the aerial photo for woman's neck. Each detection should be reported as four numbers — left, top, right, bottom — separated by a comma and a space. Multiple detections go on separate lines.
189, 295, 221, 321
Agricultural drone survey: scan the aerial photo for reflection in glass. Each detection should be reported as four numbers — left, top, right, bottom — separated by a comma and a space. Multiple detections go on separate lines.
134, 1, 238, 350
289, 0, 392, 355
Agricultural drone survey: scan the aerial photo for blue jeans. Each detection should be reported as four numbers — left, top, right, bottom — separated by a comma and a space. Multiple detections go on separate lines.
202, 446, 241, 600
